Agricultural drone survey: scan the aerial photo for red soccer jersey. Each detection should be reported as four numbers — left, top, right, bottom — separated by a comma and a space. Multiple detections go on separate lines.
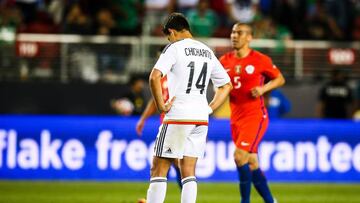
160, 76, 169, 123
220, 50, 280, 123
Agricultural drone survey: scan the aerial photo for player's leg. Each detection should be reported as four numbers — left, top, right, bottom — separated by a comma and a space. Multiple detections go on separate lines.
148, 124, 191, 202
249, 154, 275, 203
232, 121, 255, 203
180, 124, 208, 203
146, 156, 172, 203
248, 116, 275, 203
147, 123, 183, 203
180, 156, 198, 203
234, 148, 252, 203
172, 158, 182, 189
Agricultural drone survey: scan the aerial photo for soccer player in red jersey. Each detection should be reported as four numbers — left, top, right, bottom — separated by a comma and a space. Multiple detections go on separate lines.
220, 23, 285, 203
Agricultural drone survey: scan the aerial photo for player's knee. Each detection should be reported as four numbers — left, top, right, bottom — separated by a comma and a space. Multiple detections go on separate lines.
248, 154, 259, 170
234, 149, 249, 166
150, 160, 167, 177
149, 163, 159, 177
249, 161, 259, 170
180, 165, 195, 178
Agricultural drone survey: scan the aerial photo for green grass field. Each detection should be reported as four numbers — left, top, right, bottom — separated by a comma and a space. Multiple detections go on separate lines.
0, 181, 360, 203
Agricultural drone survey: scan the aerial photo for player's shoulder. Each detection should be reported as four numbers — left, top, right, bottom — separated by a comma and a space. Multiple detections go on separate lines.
162, 42, 175, 54
252, 50, 272, 62
219, 51, 235, 62
162, 39, 187, 53
188, 38, 213, 50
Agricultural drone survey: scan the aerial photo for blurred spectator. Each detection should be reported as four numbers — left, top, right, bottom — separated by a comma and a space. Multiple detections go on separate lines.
186, 0, 219, 37
17, 10, 60, 80
270, 0, 307, 39
306, 0, 343, 40
0, 1, 22, 41
64, 3, 93, 34
253, 17, 276, 39
69, 46, 99, 83
352, 15, 360, 40
209, 0, 226, 23
209, 0, 231, 37
0, 1, 22, 80
95, 8, 116, 35
142, 0, 172, 36
175, 0, 199, 14
111, 75, 147, 115
97, 44, 129, 82
317, 69, 355, 119
15, 0, 38, 24
19, 10, 59, 33
43, 0, 64, 25
324, 0, 353, 40
111, 0, 144, 36
265, 89, 291, 119
225, 0, 260, 24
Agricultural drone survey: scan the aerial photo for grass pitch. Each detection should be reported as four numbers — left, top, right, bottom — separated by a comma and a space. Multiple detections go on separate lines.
0, 181, 360, 203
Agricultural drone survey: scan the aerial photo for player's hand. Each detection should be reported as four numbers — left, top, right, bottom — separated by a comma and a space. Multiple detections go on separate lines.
135, 119, 145, 137
161, 96, 176, 113
251, 86, 265, 98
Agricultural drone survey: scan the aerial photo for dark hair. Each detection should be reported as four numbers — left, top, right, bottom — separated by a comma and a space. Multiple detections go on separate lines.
234, 22, 254, 35
162, 13, 190, 35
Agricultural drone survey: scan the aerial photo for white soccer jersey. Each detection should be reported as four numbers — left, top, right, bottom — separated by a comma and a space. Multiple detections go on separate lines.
154, 38, 230, 124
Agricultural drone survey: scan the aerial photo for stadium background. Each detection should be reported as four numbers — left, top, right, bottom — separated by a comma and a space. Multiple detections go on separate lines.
0, 0, 360, 202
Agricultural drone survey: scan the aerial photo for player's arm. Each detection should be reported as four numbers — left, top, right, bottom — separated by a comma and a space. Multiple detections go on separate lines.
251, 72, 285, 98
149, 69, 175, 113
135, 99, 157, 136
209, 82, 233, 113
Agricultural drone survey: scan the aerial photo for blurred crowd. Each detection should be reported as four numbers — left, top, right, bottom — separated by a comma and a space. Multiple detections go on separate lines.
1, 0, 360, 41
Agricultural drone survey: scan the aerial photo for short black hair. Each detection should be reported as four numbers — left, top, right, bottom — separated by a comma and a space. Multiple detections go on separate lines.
162, 12, 190, 35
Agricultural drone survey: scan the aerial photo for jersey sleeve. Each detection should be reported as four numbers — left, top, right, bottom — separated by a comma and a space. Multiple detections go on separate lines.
211, 56, 231, 87
153, 44, 177, 76
261, 56, 280, 79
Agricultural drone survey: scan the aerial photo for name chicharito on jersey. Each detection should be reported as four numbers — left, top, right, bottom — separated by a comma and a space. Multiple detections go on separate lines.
184, 47, 212, 59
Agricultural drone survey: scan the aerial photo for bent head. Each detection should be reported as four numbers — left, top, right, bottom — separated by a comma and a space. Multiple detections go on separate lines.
162, 12, 191, 42
230, 23, 253, 50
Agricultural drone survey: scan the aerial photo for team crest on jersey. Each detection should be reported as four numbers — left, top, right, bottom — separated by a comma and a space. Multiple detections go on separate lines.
235, 65, 241, 74
245, 65, 255, 74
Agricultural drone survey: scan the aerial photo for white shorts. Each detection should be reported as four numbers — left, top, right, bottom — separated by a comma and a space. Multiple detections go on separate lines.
153, 124, 208, 159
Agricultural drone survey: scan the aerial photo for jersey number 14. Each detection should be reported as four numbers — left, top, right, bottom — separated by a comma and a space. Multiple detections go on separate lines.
186, 61, 207, 94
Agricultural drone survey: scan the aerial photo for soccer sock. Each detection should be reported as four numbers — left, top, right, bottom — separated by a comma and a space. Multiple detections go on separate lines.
252, 168, 274, 203
175, 167, 182, 189
181, 176, 197, 203
146, 177, 167, 203
237, 164, 252, 203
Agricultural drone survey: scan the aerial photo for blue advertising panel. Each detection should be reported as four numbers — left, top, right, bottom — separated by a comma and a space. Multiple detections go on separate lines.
0, 116, 359, 182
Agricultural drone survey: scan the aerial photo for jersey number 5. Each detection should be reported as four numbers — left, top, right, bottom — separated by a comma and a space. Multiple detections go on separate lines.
186, 61, 207, 94
234, 76, 241, 89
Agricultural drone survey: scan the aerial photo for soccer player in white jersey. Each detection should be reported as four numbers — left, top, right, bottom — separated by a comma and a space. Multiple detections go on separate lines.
146, 13, 232, 203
